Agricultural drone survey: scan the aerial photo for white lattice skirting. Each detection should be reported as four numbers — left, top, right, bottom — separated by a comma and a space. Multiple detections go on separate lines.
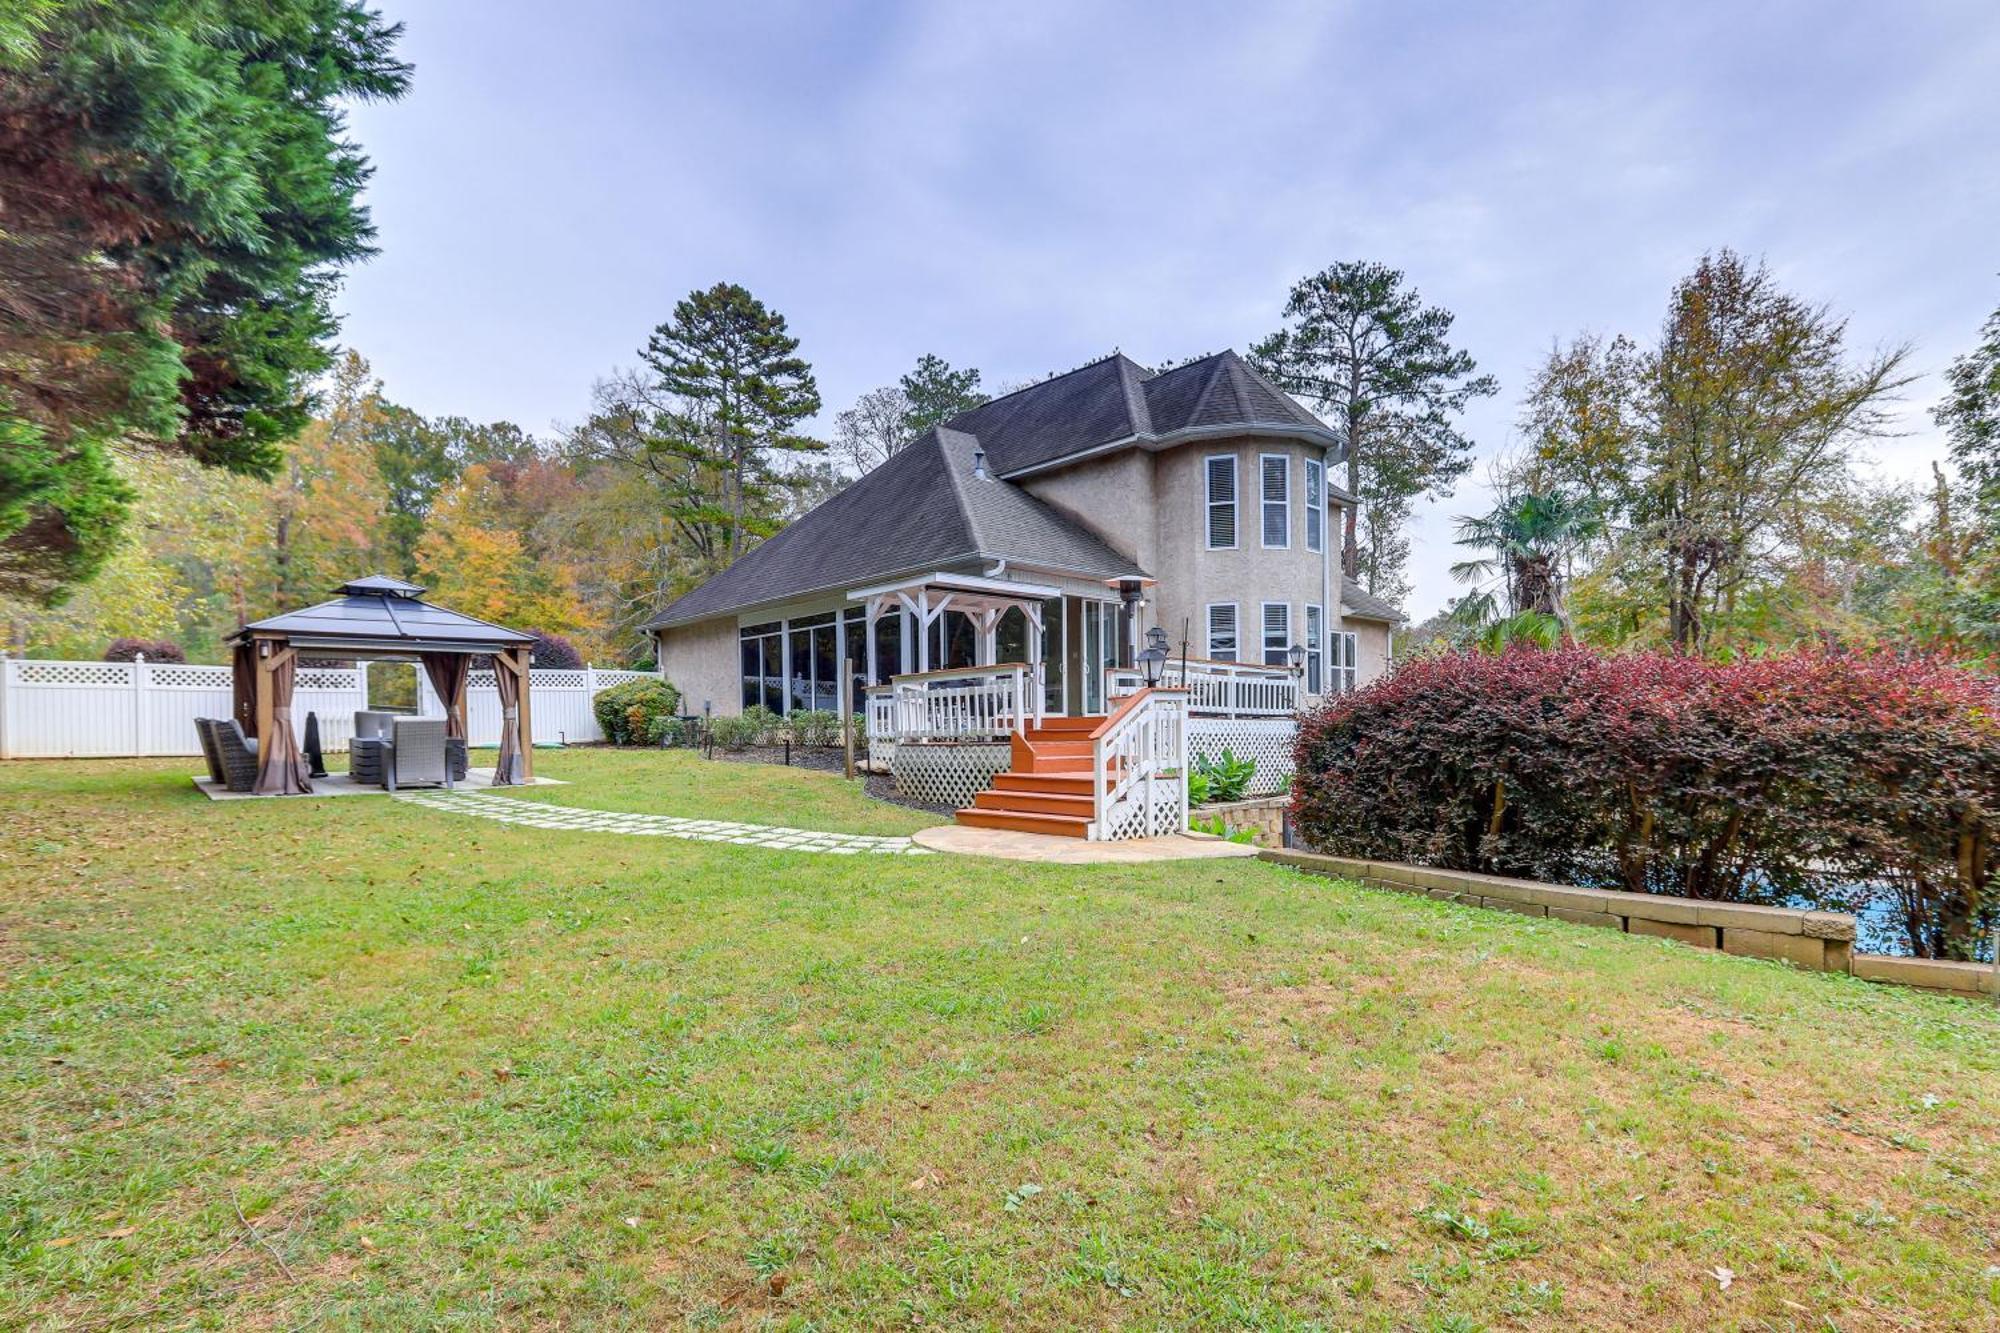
1189, 718, 1296, 797
891, 742, 1011, 809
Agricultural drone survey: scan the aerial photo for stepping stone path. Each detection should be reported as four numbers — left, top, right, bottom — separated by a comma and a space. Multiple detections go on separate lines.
394, 790, 932, 855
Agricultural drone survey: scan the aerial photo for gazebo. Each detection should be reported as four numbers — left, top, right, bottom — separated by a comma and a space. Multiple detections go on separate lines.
226, 574, 537, 795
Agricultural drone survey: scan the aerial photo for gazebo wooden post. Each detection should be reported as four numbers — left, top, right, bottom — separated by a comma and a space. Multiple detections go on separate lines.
511, 644, 535, 780
252, 634, 289, 740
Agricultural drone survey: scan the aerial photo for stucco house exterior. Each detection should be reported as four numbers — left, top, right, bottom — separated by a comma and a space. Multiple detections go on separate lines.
645, 350, 1402, 838
648, 350, 1399, 708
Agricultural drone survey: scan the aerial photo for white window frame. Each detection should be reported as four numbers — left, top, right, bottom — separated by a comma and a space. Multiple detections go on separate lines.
1305, 604, 1323, 694
1206, 602, 1239, 662
1305, 456, 1323, 554
1205, 453, 1238, 550
1331, 629, 1359, 693
1261, 601, 1290, 667
1260, 453, 1290, 549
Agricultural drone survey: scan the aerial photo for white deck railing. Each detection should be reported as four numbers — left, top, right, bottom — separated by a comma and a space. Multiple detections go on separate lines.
873, 663, 1045, 744
1106, 657, 1298, 718
1090, 687, 1189, 840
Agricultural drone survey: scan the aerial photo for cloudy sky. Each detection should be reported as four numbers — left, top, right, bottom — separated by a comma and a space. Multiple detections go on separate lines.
339, 0, 2000, 618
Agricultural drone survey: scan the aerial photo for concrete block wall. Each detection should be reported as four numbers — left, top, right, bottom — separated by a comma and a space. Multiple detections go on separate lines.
1251, 850, 2000, 994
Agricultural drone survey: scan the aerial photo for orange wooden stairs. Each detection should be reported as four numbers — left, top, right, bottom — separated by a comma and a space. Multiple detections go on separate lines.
953, 714, 1111, 838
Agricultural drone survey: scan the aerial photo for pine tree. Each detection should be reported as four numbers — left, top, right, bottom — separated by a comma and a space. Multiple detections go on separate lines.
641, 283, 823, 557
1253, 261, 1496, 593
899, 354, 988, 435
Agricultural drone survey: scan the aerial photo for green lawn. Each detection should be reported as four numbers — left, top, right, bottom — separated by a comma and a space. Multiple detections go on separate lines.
3, 751, 1997, 1330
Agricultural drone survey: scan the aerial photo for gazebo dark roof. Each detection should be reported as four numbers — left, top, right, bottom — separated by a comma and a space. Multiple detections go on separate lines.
231, 575, 535, 654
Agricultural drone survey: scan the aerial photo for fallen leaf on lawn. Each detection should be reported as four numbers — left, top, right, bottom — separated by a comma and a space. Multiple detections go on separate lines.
359, 1236, 377, 1251
47, 1237, 77, 1248
768, 1272, 789, 1296
101, 1226, 138, 1239
622, 1217, 641, 1228
1712, 1266, 1734, 1290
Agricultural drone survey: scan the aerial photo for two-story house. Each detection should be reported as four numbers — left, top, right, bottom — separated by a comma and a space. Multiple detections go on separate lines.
646, 349, 1403, 838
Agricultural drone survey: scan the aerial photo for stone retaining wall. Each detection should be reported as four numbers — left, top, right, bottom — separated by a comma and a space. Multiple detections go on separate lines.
1198, 796, 1288, 848
1262, 849, 2000, 999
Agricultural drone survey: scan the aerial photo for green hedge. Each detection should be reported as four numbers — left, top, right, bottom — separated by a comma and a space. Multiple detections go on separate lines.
593, 678, 681, 746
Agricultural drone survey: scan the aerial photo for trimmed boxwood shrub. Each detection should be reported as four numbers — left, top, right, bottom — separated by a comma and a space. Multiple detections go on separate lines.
104, 637, 185, 663
594, 677, 680, 745
1293, 647, 1999, 959
788, 710, 842, 747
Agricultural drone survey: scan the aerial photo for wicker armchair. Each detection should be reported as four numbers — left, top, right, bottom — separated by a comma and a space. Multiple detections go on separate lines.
193, 718, 226, 785
382, 717, 449, 791
203, 718, 261, 793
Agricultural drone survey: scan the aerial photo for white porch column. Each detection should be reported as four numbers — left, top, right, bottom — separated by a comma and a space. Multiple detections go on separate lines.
864, 596, 881, 684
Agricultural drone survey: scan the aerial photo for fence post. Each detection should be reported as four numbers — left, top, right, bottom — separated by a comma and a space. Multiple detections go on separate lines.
132, 652, 148, 756
841, 657, 855, 780
0, 653, 10, 760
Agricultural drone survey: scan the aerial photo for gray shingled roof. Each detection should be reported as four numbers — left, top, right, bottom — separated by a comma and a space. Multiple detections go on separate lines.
646, 346, 1342, 630
938, 349, 1338, 476
1340, 580, 1406, 624
646, 429, 1145, 628
233, 575, 535, 648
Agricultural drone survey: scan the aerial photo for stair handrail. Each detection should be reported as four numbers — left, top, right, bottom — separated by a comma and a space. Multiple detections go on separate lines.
1087, 686, 1189, 840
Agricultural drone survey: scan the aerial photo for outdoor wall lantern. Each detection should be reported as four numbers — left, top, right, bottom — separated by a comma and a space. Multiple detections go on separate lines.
1286, 642, 1306, 676
1139, 626, 1171, 687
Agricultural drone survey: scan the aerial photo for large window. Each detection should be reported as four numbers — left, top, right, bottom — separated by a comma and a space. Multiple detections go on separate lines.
1262, 602, 1291, 667
1331, 629, 1359, 693
870, 607, 904, 685
1206, 603, 1238, 661
925, 610, 976, 670
1261, 454, 1290, 548
1305, 457, 1324, 553
1205, 454, 1237, 549
739, 621, 783, 712
1305, 604, 1323, 694
785, 612, 839, 713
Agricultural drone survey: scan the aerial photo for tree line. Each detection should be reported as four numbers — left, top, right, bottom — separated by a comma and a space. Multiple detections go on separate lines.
2, 5, 1990, 668
1427, 251, 1998, 660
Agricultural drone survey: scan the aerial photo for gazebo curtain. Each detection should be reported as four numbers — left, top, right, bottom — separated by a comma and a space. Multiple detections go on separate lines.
252, 653, 313, 795
421, 653, 469, 740
492, 656, 523, 785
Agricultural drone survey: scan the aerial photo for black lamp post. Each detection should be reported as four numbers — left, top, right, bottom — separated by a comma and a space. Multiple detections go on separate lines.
1286, 641, 1306, 677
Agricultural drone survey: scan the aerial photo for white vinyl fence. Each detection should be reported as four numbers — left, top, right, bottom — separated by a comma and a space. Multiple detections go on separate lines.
0, 656, 664, 759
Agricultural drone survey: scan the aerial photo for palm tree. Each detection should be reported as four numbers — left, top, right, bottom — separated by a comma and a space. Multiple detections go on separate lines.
1450, 488, 1605, 644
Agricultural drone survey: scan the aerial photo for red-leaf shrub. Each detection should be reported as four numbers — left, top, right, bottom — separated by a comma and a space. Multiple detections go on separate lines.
1293, 648, 1999, 959
103, 637, 185, 663
527, 630, 583, 670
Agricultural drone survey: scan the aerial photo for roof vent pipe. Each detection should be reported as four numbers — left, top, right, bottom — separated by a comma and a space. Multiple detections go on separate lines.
970, 446, 988, 480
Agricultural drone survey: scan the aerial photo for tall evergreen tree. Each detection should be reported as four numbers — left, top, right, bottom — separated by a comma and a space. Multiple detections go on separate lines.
641, 283, 823, 558
1252, 261, 1497, 592
0, 0, 409, 603
898, 354, 988, 435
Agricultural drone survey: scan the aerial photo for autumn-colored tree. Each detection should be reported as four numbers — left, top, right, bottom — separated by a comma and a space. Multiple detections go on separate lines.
417, 465, 599, 645
256, 352, 390, 612
1518, 251, 1911, 654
